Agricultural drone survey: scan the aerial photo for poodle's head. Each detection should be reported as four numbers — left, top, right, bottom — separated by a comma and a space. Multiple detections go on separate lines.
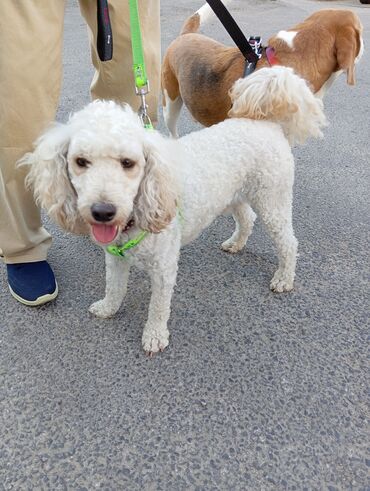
21, 101, 177, 244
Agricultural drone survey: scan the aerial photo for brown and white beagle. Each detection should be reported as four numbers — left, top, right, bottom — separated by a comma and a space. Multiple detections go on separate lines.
162, 5, 363, 136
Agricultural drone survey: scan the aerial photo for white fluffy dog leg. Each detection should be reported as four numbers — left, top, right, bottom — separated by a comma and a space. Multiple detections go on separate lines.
253, 197, 297, 293
142, 258, 178, 355
268, 229, 298, 293
89, 252, 130, 318
222, 202, 256, 253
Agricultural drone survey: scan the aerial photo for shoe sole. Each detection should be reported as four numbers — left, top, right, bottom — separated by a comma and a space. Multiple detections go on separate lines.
8, 282, 59, 307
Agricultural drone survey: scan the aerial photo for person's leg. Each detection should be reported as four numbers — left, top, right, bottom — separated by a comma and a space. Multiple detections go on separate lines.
0, 0, 66, 304
79, 0, 161, 122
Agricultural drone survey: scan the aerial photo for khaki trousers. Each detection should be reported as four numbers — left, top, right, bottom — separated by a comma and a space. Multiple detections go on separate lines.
0, 0, 160, 264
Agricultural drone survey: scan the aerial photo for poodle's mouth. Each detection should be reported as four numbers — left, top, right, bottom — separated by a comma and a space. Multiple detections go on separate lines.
91, 224, 119, 244
90, 219, 135, 245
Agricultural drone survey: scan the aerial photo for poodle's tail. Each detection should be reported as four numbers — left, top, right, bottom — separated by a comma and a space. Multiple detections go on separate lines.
229, 66, 328, 145
180, 0, 233, 35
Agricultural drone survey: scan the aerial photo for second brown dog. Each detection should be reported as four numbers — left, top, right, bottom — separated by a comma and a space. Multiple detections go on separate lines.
162, 3, 363, 137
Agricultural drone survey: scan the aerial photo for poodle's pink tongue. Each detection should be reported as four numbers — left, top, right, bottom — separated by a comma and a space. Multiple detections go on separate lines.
91, 224, 118, 244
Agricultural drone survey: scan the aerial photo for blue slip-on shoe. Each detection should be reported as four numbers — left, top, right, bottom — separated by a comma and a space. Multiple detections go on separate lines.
7, 261, 58, 306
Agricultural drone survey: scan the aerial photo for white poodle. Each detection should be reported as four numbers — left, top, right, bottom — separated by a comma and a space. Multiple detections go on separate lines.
23, 67, 326, 354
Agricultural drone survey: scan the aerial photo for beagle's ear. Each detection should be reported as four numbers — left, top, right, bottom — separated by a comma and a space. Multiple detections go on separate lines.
19, 124, 87, 234
336, 26, 363, 85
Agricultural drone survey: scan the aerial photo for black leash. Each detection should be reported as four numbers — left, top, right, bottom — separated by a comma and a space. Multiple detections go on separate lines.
97, 0, 113, 61
205, 0, 260, 76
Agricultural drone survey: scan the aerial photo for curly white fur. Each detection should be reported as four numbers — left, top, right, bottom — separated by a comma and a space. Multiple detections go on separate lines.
22, 67, 326, 354
229, 67, 326, 145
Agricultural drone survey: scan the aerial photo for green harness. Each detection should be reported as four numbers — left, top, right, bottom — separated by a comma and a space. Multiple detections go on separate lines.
106, 207, 184, 259
106, 230, 148, 258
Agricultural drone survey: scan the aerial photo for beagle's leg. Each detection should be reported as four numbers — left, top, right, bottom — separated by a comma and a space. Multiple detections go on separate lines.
163, 89, 183, 138
89, 251, 130, 318
221, 202, 257, 253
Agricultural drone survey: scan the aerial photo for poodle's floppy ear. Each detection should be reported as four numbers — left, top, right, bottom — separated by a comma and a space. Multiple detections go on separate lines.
336, 25, 363, 85
19, 124, 87, 234
228, 66, 327, 145
134, 133, 177, 233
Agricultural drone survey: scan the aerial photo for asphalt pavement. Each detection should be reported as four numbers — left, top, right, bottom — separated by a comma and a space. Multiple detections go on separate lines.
1, 0, 369, 489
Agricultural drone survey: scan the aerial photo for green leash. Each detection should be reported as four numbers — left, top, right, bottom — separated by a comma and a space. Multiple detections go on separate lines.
105, 1, 152, 259
129, 0, 148, 90
128, 0, 153, 130
106, 3, 182, 259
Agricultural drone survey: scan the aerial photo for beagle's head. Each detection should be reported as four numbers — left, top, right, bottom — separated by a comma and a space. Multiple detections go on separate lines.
268, 9, 364, 91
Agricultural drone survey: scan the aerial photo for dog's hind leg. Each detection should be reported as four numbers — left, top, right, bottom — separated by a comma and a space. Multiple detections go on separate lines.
162, 56, 183, 138
163, 89, 183, 138
221, 202, 256, 253
89, 252, 130, 318
251, 195, 298, 293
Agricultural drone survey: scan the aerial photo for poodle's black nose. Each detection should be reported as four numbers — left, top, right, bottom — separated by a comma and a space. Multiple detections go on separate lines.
91, 203, 117, 222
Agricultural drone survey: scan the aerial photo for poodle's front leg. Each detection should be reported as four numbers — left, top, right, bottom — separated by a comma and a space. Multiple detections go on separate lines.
89, 252, 130, 318
142, 257, 179, 355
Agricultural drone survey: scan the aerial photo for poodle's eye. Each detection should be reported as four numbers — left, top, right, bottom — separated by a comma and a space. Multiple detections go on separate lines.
120, 158, 135, 169
76, 157, 90, 168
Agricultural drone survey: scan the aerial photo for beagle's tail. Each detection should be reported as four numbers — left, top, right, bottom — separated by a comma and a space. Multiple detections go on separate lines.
229, 66, 328, 145
180, 0, 233, 35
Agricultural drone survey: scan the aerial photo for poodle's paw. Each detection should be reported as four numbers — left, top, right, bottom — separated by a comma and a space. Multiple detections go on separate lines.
221, 237, 244, 254
142, 327, 169, 356
89, 299, 119, 318
270, 271, 294, 293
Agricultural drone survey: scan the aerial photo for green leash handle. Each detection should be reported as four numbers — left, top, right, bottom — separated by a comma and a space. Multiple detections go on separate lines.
128, 0, 148, 90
